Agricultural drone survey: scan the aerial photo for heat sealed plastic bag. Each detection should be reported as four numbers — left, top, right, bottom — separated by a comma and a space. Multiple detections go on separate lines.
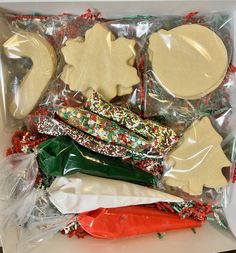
0, 14, 83, 127
0, 15, 61, 125
141, 13, 234, 123
123, 13, 235, 204
163, 116, 231, 196
0, 14, 151, 127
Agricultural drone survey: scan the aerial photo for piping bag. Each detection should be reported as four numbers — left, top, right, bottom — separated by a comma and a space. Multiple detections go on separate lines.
36, 116, 129, 158
36, 116, 164, 176
57, 106, 150, 152
38, 136, 159, 187
85, 92, 178, 153
78, 205, 201, 238
48, 173, 182, 214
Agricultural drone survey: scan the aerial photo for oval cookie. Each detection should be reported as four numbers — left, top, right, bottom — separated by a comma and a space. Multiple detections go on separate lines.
149, 24, 228, 99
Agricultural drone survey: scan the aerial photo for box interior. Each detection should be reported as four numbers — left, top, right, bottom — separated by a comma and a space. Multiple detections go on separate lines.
1, 1, 236, 17
0, 1, 236, 253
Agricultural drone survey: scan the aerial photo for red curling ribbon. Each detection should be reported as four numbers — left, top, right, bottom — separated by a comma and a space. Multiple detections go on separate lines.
78, 205, 201, 239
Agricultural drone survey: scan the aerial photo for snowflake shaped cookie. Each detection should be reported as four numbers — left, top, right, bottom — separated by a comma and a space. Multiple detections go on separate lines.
61, 23, 140, 101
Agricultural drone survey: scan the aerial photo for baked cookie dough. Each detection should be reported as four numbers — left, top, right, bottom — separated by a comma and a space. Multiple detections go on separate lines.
149, 24, 228, 100
61, 23, 140, 101
164, 117, 230, 195
4, 31, 57, 119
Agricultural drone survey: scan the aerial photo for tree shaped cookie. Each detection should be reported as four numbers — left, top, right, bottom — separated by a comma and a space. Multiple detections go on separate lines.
149, 24, 228, 99
164, 117, 230, 195
61, 23, 140, 101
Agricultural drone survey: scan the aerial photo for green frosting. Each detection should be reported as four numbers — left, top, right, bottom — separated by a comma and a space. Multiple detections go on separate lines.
38, 136, 158, 187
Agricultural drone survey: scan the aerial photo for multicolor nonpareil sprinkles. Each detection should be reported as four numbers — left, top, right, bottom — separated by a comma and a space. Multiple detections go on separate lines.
57, 106, 151, 152
36, 116, 164, 176
123, 156, 164, 177
36, 116, 129, 157
85, 92, 178, 153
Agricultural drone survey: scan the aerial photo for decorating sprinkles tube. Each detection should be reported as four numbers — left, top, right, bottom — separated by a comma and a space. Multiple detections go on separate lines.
84, 92, 178, 153
36, 116, 164, 176
57, 106, 151, 152
36, 116, 129, 157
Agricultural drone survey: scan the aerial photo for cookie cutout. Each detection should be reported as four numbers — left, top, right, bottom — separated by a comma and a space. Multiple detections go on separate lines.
3, 31, 57, 119
61, 23, 139, 101
149, 24, 228, 100
164, 117, 230, 195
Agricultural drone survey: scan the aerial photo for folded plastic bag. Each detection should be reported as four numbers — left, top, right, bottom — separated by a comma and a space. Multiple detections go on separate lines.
78, 205, 201, 238
0, 153, 38, 201
0, 153, 72, 253
1, 190, 72, 253
16, 192, 72, 253
48, 172, 183, 214
38, 136, 159, 186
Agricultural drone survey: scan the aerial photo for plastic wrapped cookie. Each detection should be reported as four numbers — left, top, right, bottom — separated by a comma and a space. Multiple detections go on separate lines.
61, 23, 140, 101
163, 117, 231, 196
3, 31, 57, 119
149, 24, 228, 99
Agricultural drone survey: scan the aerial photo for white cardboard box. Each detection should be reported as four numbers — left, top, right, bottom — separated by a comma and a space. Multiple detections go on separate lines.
1, 1, 236, 252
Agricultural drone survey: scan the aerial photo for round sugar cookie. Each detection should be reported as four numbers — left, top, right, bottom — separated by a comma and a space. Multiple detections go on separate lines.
149, 24, 228, 100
